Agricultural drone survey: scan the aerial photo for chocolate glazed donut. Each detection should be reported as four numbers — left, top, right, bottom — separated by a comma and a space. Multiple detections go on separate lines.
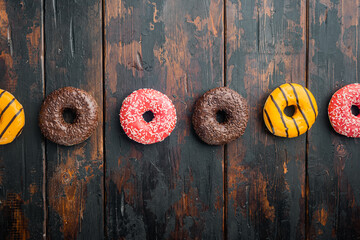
39, 87, 99, 146
192, 87, 249, 145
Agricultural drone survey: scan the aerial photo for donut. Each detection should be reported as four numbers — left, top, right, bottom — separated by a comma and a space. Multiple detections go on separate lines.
328, 83, 360, 137
0, 89, 25, 145
192, 87, 249, 145
39, 87, 99, 146
120, 89, 177, 144
263, 83, 318, 138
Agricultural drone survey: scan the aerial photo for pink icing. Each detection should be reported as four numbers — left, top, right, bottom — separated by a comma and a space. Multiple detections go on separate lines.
328, 83, 360, 138
120, 89, 177, 144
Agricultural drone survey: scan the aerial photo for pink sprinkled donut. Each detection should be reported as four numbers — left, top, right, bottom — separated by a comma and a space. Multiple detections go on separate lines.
328, 83, 360, 137
120, 89, 177, 144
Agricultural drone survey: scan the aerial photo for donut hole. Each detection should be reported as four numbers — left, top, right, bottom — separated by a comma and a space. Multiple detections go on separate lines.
351, 105, 360, 116
216, 110, 227, 124
284, 105, 296, 117
62, 108, 77, 124
143, 110, 155, 123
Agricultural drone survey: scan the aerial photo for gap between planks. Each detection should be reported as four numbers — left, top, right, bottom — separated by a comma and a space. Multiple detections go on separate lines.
41, 0, 47, 238
223, 0, 228, 239
102, 0, 107, 238
305, 0, 310, 239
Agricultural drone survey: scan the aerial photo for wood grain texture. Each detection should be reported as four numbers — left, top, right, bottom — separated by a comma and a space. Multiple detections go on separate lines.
225, 0, 307, 239
0, 0, 359, 238
44, 0, 103, 238
105, 0, 224, 239
308, 0, 360, 239
0, 0, 44, 239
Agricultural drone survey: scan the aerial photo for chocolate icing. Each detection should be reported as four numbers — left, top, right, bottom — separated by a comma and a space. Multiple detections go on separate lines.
39, 87, 99, 146
192, 87, 249, 145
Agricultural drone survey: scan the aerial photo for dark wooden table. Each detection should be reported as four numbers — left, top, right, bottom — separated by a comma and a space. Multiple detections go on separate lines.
0, 0, 359, 239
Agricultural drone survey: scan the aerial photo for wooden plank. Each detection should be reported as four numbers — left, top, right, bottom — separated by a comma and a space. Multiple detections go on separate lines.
105, 0, 224, 238
44, 0, 103, 238
308, 0, 360, 239
0, 0, 44, 239
225, 0, 307, 239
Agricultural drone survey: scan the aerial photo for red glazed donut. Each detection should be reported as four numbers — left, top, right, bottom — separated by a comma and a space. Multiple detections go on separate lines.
328, 83, 360, 137
120, 89, 177, 144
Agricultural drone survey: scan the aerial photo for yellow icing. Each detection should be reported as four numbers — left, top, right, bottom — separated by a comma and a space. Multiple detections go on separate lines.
0, 89, 25, 145
263, 83, 318, 138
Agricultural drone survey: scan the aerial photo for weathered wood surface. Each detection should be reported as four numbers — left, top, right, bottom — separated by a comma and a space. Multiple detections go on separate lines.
44, 0, 103, 239
0, 0, 360, 239
225, 0, 307, 239
0, 0, 44, 239
308, 0, 360, 239
104, 0, 224, 239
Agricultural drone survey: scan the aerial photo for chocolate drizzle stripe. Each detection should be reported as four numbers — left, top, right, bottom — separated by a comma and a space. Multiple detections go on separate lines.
280, 85, 300, 136
302, 86, 317, 117
264, 109, 275, 134
279, 86, 288, 106
270, 94, 288, 137
0, 108, 23, 139
15, 127, 24, 138
289, 83, 309, 129
292, 118, 300, 136
0, 90, 5, 98
0, 98, 15, 119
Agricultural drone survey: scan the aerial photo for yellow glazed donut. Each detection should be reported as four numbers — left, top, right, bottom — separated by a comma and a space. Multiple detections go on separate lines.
0, 89, 25, 145
263, 83, 318, 138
